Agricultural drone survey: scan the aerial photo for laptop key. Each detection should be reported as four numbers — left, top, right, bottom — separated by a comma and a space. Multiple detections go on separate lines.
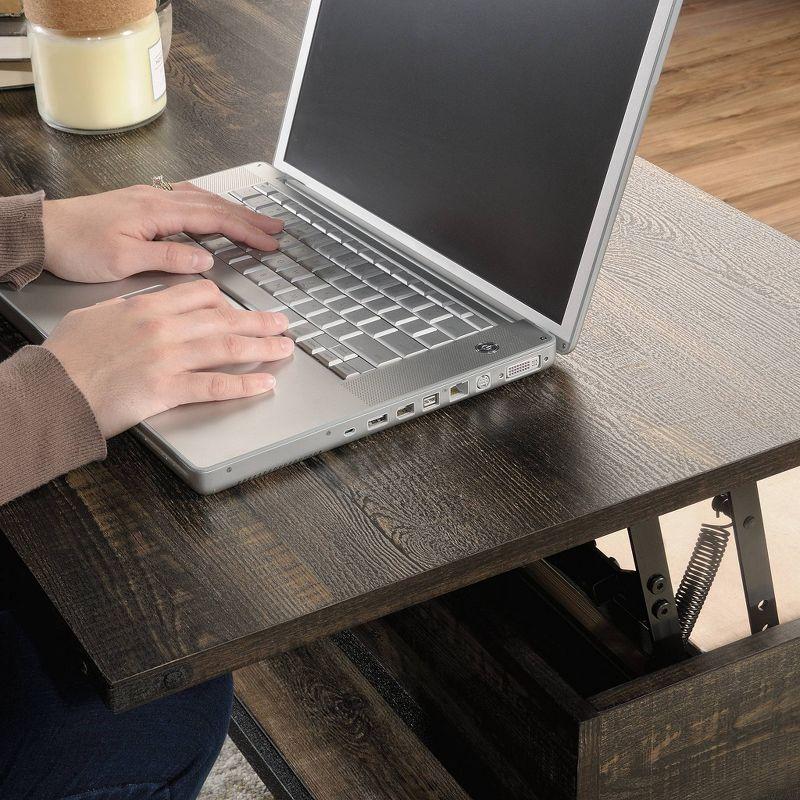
276, 288, 314, 308
332, 361, 361, 379
336, 275, 367, 293
226, 256, 258, 273
416, 305, 452, 324
299, 254, 334, 273
346, 357, 375, 373
328, 342, 358, 361
381, 307, 416, 326
293, 275, 327, 294
286, 323, 323, 342
316, 241, 351, 259
229, 187, 263, 202
283, 243, 318, 263
202, 236, 237, 255
331, 322, 362, 341
217, 247, 247, 264
260, 252, 298, 272
326, 296, 361, 315
298, 337, 325, 355
258, 276, 295, 295
361, 318, 396, 337
316, 265, 350, 284
309, 285, 345, 303
280, 309, 306, 327
312, 310, 347, 330
364, 297, 400, 315
312, 333, 340, 351
348, 286, 382, 304
244, 266, 280, 284
346, 335, 402, 367
379, 330, 427, 357
397, 292, 432, 312
398, 318, 436, 337
435, 315, 478, 339
343, 307, 379, 326
332, 252, 369, 270
314, 350, 343, 368
348, 262, 384, 280
465, 314, 495, 331
383, 283, 416, 302
417, 328, 451, 348
295, 299, 327, 318
444, 301, 473, 318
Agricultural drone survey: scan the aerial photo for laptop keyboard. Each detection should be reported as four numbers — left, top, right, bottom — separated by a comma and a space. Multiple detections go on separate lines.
184, 183, 500, 379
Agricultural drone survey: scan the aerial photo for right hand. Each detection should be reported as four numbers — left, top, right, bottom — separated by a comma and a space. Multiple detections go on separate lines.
43, 280, 293, 438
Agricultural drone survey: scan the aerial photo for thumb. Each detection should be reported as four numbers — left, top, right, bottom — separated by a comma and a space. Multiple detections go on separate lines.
118, 239, 214, 277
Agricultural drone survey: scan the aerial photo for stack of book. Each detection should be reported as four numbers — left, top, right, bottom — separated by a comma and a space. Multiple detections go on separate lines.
1, 0, 32, 90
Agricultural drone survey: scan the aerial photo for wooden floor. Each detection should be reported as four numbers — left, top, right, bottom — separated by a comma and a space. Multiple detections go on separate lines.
639, 0, 800, 239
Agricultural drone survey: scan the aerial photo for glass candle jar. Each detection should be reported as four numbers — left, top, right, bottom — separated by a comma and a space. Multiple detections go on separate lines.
28, 10, 166, 134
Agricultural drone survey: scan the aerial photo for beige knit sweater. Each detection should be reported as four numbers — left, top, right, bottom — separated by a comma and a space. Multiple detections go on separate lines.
0, 193, 106, 505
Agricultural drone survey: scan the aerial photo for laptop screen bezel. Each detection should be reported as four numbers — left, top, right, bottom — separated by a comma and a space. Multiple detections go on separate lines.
273, 0, 682, 352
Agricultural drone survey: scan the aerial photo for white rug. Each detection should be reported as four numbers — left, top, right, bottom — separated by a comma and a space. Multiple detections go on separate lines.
199, 737, 272, 800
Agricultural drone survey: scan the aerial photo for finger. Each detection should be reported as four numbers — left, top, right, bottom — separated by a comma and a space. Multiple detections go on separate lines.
175, 306, 289, 341
116, 238, 214, 276
128, 279, 223, 315
168, 198, 283, 250
180, 333, 294, 369
169, 371, 277, 405
167, 188, 285, 237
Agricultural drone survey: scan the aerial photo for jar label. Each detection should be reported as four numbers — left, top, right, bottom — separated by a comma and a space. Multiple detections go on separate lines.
149, 38, 167, 101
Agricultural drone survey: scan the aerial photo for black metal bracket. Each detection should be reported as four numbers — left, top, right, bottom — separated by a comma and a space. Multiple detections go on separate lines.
718, 483, 779, 634
628, 517, 685, 663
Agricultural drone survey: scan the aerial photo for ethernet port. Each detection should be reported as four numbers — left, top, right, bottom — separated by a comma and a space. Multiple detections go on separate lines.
449, 381, 469, 402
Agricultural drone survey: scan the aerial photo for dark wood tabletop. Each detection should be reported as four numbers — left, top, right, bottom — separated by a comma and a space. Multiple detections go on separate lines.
1, 0, 799, 712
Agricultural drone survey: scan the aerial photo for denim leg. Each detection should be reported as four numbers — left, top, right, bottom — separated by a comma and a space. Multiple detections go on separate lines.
0, 609, 232, 800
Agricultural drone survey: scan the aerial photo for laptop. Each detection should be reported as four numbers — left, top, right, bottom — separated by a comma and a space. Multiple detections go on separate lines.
0, 0, 682, 494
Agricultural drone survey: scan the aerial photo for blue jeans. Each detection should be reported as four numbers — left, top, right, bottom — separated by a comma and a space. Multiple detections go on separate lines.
0, 608, 233, 800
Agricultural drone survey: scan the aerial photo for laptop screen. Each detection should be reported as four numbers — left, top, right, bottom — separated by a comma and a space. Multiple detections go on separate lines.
283, 0, 660, 326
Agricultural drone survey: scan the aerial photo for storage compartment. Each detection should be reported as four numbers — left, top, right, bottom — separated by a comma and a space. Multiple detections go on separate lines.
232, 561, 800, 800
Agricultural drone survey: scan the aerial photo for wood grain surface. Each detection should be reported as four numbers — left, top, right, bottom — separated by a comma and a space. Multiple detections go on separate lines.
639, 0, 800, 240
0, 0, 799, 710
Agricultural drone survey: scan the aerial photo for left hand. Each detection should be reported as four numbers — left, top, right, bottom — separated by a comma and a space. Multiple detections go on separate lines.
42, 182, 283, 283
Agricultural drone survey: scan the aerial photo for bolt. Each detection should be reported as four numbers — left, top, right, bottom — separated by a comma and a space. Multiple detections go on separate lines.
648, 574, 666, 594
743, 515, 756, 529
652, 599, 671, 619
162, 668, 186, 690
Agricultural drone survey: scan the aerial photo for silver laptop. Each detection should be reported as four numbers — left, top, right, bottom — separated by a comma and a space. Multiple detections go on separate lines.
0, 0, 682, 494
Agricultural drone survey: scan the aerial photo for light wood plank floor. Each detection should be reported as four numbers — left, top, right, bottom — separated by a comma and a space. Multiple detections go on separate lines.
639, 0, 800, 239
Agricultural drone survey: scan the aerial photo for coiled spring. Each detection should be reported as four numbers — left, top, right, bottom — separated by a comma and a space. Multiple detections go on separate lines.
675, 523, 731, 640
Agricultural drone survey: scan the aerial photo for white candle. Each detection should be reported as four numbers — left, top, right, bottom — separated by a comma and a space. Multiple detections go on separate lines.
29, 11, 166, 134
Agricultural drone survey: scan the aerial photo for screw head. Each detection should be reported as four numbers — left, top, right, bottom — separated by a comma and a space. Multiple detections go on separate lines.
743, 515, 756, 529
648, 574, 666, 594
652, 599, 671, 619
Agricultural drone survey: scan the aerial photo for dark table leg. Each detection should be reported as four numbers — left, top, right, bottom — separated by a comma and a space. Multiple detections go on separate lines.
628, 517, 685, 662
726, 482, 780, 634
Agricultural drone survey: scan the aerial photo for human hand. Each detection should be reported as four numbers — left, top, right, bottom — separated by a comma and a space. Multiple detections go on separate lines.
43, 280, 293, 438
42, 183, 282, 283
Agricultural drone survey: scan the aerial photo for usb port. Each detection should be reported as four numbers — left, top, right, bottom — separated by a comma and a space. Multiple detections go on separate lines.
449, 381, 469, 402
396, 402, 415, 419
368, 413, 389, 428
422, 392, 440, 410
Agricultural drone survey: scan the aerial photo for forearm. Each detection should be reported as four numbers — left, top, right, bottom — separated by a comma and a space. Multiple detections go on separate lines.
0, 192, 46, 289
0, 345, 106, 505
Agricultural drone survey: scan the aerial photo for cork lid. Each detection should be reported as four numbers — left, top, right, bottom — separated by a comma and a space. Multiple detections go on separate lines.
24, 0, 156, 32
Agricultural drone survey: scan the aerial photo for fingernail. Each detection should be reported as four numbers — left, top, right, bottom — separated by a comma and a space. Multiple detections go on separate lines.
192, 250, 214, 270
281, 336, 294, 353
261, 374, 276, 390
272, 311, 288, 329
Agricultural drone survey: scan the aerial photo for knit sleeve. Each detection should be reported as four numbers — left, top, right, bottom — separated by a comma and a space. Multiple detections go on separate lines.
0, 192, 46, 289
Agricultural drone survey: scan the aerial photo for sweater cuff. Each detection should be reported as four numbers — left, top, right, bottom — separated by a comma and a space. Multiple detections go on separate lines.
0, 191, 46, 289
0, 345, 106, 505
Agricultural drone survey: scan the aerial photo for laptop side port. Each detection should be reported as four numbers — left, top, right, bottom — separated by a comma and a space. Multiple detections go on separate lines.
396, 402, 415, 419
344, 427, 357, 437
449, 381, 469, 402
422, 392, 440, 410
368, 413, 389, 428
